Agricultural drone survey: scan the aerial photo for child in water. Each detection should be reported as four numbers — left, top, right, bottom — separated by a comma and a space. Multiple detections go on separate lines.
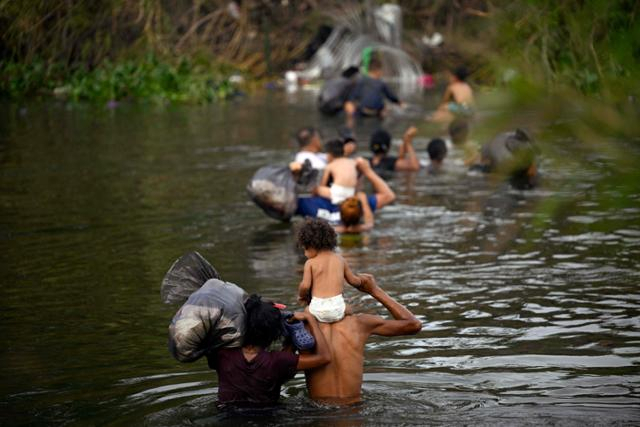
345, 57, 402, 118
297, 218, 364, 322
316, 139, 359, 205
429, 66, 474, 125
426, 138, 448, 174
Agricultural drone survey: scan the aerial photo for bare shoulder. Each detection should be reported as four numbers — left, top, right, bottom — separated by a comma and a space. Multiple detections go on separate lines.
354, 313, 386, 331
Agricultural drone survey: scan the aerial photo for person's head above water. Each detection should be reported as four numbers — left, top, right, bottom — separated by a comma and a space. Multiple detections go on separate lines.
296, 126, 321, 150
452, 65, 469, 82
370, 129, 391, 155
243, 294, 284, 348
368, 57, 383, 78
297, 218, 337, 256
427, 138, 448, 162
325, 139, 345, 160
448, 118, 469, 144
340, 196, 363, 227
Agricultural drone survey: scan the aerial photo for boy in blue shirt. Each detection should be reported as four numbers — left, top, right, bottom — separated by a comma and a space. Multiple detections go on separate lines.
345, 58, 402, 118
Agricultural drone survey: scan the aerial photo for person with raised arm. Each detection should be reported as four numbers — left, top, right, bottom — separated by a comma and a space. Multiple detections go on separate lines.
304, 273, 421, 404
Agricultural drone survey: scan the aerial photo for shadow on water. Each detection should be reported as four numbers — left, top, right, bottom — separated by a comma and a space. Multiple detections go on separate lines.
1, 93, 639, 425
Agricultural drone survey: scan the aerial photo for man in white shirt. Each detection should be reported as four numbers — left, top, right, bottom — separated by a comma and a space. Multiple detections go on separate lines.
294, 127, 328, 170
294, 126, 358, 170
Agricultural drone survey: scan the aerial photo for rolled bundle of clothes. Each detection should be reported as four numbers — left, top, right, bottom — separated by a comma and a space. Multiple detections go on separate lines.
247, 160, 318, 221
161, 252, 247, 362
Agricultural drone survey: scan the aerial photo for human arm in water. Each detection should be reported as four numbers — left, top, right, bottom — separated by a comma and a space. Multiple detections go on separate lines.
294, 311, 332, 370
314, 164, 333, 199
356, 157, 396, 209
356, 273, 422, 336
297, 261, 312, 305
395, 126, 420, 171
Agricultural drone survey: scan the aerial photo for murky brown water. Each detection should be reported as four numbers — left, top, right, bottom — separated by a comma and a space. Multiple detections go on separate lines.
1, 92, 639, 425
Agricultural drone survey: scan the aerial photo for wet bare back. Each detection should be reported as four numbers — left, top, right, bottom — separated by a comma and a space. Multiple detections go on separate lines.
304, 315, 370, 403
303, 274, 422, 403
325, 158, 358, 188
307, 251, 347, 298
448, 81, 474, 105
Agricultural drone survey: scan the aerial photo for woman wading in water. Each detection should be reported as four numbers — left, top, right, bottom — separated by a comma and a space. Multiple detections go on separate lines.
207, 294, 331, 406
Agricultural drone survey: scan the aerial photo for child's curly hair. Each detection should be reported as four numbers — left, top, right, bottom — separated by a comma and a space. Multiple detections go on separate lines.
297, 218, 337, 250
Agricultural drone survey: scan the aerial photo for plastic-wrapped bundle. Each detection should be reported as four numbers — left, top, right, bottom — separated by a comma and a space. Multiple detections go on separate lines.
161, 252, 247, 363
480, 129, 538, 189
161, 252, 221, 304
169, 278, 247, 362
247, 165, 298, 221
247, 161, 319, 221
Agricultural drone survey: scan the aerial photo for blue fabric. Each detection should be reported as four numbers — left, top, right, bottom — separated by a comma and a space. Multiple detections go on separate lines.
295, 195, 377, 223
349, 76, 399, 112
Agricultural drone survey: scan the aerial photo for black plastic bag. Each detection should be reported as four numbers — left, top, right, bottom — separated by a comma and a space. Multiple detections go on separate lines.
161, 252, 221, 304
247, 165, 299, 221
168, 278, 247, 362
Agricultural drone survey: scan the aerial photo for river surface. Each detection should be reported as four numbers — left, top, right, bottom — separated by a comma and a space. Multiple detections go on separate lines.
1, 92, 639, 426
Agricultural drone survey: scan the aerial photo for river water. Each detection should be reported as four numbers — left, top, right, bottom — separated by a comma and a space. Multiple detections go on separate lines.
1, 92, 639, 426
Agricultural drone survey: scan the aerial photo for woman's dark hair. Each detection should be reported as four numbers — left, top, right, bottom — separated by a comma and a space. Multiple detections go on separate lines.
325, 139, 345, 157
297, 218, 337, 250
243, 294, 284, 348
370, 129, 391, 154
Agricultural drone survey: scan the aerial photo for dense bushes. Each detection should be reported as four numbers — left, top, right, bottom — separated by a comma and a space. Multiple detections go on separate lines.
0, 57, 239, 103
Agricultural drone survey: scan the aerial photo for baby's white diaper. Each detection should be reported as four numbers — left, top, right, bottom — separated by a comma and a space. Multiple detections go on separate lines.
330, 184, 356, 205
309, 294, 346, 323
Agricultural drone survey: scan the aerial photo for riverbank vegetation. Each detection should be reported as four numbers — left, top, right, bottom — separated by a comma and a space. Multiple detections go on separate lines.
0, 0, 322, 102
1, 0, 637, 108
1, 56, 238, 103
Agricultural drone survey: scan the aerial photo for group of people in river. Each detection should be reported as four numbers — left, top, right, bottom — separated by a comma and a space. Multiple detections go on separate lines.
209, 60, 539, 408
208, 214, 422, 406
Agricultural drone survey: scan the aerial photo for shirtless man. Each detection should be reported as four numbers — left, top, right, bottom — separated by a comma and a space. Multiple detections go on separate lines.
304, 273, 421, 403
429, 66, 474, 125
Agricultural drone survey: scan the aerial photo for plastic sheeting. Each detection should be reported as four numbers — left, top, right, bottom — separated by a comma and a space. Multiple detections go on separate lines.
481, 129, 535, 171
247, 165, 298, 221
161, 252, 220, 304
161, 252, 247, 363
168, 278, 247, 362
